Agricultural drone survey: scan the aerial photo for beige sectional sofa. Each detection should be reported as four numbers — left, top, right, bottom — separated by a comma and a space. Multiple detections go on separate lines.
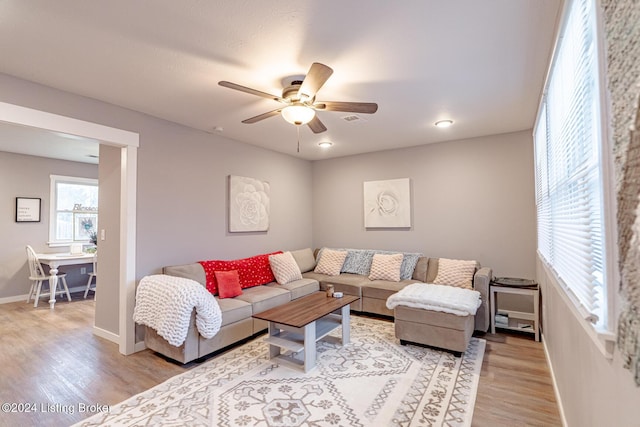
145, 256, 320, 364
302, 254, 491, 333
144, 248, 491, 364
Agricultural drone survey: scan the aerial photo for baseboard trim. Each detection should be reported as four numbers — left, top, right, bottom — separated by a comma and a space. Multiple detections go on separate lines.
93, 325, 119, 345
134, 341, 147, 353
542, 333, 568, 427
0, 294, 29, 304
0, 285, 88, 305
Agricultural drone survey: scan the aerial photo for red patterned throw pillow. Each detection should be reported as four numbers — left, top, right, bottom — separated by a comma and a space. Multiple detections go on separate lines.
215, 270, 242, 299
199, 251, 282, 295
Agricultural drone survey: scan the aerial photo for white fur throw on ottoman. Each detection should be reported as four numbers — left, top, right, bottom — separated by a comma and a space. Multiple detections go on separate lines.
386, 282, 481, 316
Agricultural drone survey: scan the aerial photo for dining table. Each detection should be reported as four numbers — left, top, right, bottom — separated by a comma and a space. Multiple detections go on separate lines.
36, 252, 96, 309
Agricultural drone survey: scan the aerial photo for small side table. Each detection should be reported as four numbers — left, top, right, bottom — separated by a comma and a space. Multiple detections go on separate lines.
490, 277, 540, 342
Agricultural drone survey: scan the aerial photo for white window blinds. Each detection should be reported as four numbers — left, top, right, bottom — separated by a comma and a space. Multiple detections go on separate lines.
534, 0, 606, 326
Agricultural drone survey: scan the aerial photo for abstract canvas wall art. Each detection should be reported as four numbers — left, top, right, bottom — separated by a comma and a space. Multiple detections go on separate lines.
229, 175, 270, 232
363, 178, 411, 228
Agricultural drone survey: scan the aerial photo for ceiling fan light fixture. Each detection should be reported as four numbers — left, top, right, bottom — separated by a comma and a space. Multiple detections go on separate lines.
318, 141, 333, 148
435, 119, 454, 128
282, 104, 316, 125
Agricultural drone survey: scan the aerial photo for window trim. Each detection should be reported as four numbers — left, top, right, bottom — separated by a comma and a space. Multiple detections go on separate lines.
534, 0, 618, 345
48, 174, 99, 247
593, 0, 619, 335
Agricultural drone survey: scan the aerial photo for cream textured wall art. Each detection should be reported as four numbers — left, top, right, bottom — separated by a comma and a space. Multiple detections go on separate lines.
229, 175, 270, 232
364, 178, 411, 228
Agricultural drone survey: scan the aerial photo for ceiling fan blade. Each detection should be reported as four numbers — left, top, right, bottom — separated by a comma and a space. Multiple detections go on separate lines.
242, 108, 282, 124
307, 115, 327, 134
219, 81, 284, 102
298, 63, 333, 102
314, 101, 378, 114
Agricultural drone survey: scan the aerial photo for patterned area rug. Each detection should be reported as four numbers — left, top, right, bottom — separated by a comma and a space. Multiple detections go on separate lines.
76, 316, 485, 427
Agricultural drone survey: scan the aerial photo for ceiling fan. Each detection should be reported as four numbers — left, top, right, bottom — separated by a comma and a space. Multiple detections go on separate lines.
219, 62, 378, 134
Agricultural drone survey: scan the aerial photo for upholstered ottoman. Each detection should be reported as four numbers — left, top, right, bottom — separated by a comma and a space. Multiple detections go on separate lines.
386, 283, 481, 356
394, 306, 475, 356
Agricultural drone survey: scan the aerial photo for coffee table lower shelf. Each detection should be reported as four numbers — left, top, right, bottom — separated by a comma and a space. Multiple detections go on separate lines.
252, 292, 359, 372
264, 314, 342, 353
264, 309, 350, 372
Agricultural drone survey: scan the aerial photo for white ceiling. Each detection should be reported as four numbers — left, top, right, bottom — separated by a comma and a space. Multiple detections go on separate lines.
0, 121, 99, 164
0, 0, 561, 161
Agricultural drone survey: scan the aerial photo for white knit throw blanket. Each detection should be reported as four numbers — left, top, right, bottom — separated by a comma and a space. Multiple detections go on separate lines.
386, 282, 481, 316
133, 274, 222, 347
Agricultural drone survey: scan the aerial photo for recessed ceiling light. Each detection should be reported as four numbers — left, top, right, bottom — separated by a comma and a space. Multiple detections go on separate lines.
318, 141, 333, 148
435, 119, 454, 128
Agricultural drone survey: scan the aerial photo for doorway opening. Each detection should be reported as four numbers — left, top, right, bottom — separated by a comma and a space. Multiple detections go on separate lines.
0, 101, 139, 355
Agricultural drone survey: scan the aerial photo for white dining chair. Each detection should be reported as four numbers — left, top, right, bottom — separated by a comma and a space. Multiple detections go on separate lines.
84, 253, 97, 300
26, 245, 72, 307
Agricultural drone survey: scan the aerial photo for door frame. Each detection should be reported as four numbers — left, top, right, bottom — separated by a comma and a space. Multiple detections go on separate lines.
0, 101, 139, 355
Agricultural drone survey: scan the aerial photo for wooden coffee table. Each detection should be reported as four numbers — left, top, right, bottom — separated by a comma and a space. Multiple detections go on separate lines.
252, 291, 359, 372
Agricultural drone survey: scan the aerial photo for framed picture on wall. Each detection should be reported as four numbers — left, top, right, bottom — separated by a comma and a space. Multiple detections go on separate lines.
363, 178, 411, 228
16, 197, 41, 222
228, 175, 270, 232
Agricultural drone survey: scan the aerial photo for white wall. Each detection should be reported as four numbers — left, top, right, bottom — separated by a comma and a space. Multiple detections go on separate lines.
537, 1, 640, 424
134, 117, 314, 274
311, 130, 537, 279
0, 73, 314, 336
0, 151, 98, 300
95, 144, 121, 334
538, 258, 640, 426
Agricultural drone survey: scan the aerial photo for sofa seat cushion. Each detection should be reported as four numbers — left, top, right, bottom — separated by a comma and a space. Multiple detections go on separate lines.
302, 272, 364, 286
303, 272, 367, 293
215, 297, 252, 327
361, 279, 416, 300
267, 278, 319, 300
301, 271, 330, 283
236, 285, 291, 314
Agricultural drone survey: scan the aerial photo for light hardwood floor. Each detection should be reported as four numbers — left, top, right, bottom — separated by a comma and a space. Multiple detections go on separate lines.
0, 294, 561, 427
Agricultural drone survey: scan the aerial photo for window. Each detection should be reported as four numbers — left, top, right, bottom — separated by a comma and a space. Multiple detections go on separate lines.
49, 175, 98, 245
534, 0, 615, 331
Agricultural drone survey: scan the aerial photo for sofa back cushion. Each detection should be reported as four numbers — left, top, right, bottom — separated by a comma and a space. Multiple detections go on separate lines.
411, 257, 429, 282
426, 258, 440, 283
163, 263, 207, 287
199, 251, 282, 295
290, 248, 317, 273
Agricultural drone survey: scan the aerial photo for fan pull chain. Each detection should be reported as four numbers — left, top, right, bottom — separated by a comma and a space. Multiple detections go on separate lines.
297, 125, 300, 153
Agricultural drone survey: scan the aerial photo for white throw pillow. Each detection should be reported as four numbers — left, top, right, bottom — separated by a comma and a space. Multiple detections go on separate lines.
433, 258, 477, 289
314, 249, 348, 276
369, 253, 403, 282
269, 252, 303, 285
